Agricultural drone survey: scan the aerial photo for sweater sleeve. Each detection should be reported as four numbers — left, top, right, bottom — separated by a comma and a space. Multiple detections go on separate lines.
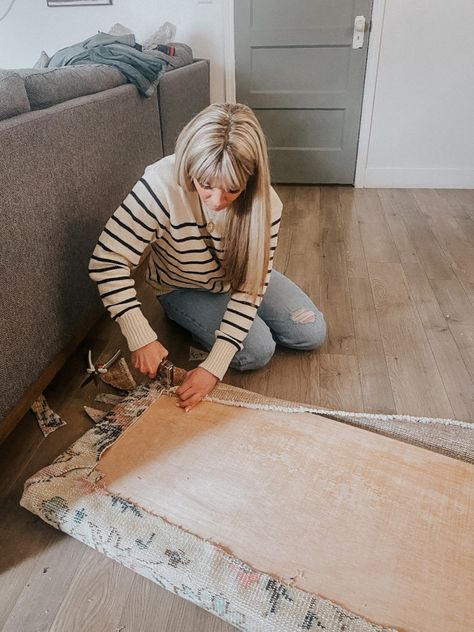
199, 188, 283, 379
88, 171, 166, 351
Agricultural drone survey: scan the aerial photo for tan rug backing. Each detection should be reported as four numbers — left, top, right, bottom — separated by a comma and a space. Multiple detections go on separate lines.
97, 395, 474, 632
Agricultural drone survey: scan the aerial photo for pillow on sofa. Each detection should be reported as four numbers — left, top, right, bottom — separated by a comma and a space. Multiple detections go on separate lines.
0, 70, 31, 121
16, 64, 128, 110
33, 50, 51, 69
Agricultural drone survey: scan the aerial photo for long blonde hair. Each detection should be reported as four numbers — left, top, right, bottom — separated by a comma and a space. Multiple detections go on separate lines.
174, 103, 271, 299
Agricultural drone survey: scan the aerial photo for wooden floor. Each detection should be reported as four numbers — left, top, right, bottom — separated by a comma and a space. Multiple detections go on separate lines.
1, 186, 473, 632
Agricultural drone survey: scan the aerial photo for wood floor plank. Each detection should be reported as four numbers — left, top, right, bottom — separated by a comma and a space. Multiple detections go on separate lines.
411, 188, 453, 218
411, 189, 474, 304
319, 186, 341, 235
318, 353, 364, 412
285, 251, 321, 308
377, 189, 420, 264
0, 497, 58, 629
402, 262, 474, 420
389, 189, 454, 281
368, 262, 453, 418
292, 185, 321, 255
2, 533, 89, 632
431, 188, 474, 220
286, 186, 321, 305
429, 277, 474, 381
115, 574, 176, 632
354, 189, 401, 264
265, 346, 320, 405
348, 277, 396, 414
116, 571, 236, 632
226, 362, 271, 395
48, 547, 135, 632
456, 217, 474, 245
161, 595, 237, 632
319, 274, 356, 355
319, 188, 356, 356
337, 186, 369, 278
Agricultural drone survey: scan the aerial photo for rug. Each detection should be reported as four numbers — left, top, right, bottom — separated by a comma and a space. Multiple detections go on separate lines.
30, 394, 67, 437
20, 377, 474, 632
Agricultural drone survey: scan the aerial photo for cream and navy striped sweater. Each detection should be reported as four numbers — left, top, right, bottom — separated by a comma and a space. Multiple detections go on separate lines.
89, 154, 283, 379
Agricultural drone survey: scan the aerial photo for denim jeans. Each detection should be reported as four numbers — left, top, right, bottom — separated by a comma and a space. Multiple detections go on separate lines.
158, 270, 326, 371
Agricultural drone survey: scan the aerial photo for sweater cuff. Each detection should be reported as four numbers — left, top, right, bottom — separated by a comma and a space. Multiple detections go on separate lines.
116, 309, 158, 351
199, 338, 238, 380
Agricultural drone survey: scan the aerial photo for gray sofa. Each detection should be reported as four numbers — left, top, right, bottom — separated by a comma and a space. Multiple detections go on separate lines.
0, 59, 210, 441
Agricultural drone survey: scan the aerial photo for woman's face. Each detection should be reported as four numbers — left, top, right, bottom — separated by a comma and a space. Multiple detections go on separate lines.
194, 179, 243, 212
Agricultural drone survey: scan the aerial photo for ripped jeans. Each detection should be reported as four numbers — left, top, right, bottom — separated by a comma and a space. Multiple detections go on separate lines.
158, 270, 327, 371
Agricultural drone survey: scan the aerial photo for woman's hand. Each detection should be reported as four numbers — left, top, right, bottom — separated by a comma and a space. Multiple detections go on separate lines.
176, 367, 219, 412
131, 340, 168, 379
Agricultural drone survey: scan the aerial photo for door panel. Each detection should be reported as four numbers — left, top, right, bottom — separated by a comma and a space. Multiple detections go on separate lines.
235, 0, 373, 184
257, 110, 344, 149
251, 0, 355, 28
250, 47, 350, 93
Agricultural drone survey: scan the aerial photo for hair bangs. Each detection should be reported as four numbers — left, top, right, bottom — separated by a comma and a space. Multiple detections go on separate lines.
190, 146, 252, 193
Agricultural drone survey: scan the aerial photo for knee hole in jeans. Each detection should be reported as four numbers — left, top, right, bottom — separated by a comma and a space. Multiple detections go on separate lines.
291, 308, 317, 324
280, 310, 326, 350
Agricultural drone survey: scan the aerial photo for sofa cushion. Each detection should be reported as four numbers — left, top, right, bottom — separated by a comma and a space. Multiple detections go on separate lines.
16, 64, 128, 110
0, 70, 31, 121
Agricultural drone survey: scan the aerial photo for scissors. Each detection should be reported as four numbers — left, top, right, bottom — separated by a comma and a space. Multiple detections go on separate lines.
80, 349, 121, 388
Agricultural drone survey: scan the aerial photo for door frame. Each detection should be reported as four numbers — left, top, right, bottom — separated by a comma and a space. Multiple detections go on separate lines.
224, 0, 386, 187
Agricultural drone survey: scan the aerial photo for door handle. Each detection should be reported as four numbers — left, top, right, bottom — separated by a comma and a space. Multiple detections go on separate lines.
352, 15, 366, 49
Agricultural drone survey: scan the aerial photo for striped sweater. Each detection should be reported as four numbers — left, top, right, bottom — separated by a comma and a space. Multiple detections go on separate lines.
89, 154, 283, 379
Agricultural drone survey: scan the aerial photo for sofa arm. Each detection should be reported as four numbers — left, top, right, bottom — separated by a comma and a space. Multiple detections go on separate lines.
158, 59, 210, 156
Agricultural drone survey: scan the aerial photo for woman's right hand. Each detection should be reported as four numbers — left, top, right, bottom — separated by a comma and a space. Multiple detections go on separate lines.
131, 340, 169, 379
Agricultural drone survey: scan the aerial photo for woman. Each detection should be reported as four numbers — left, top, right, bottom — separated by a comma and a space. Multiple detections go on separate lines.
89, 103, 326, 412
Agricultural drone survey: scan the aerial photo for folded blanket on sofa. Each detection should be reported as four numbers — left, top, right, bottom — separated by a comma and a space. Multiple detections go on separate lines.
47, 32, 191, 96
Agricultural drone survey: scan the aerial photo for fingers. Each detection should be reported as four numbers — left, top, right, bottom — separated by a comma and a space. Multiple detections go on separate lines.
176, 380, 194, 397
131, 356, 157, 378
175, 368, 219, 413
177, 392, 203, 411
176, 384, 210, 411
176, 392, 202, 412
176, 381, 205, 411
130, 342, 168, 379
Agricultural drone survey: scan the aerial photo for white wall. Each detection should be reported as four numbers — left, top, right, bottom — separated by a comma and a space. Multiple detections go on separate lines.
0, 0, 226, 102
358, 0, 474, 188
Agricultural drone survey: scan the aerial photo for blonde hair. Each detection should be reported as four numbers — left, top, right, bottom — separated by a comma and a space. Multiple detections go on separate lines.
174, 103, 271, 299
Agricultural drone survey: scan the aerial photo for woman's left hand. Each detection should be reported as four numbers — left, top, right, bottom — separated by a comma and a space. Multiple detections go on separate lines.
176, 367, 219, 412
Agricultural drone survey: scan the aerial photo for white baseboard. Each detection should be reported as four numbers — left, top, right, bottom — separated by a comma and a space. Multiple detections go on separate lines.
357, 168, 474, 189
